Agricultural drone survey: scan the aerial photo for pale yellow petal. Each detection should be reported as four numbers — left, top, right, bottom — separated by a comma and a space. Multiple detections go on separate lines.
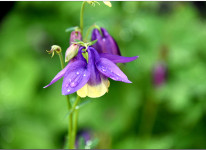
77, 78, 110, 98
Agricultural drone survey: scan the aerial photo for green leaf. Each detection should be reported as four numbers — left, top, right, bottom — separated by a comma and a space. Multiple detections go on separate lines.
78, 99, 92, 109
74, 39, 83, 43
78, 137, 86, 149
90, 138, 99, 149
88, 40, 98, 46
85, 138, 99, 149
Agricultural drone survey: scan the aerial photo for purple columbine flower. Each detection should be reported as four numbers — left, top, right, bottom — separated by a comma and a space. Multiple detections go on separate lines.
44, 47, 138, 98
91, 27, 121, 56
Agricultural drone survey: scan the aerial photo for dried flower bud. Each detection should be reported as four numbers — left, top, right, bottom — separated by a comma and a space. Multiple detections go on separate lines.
70, 31, 82, 45
46, 45, 62, 57
65, 44, 79, 62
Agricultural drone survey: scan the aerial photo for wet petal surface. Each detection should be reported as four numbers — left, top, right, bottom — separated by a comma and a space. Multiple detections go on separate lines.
96, 58, 132, 83
62, 60, 90, 95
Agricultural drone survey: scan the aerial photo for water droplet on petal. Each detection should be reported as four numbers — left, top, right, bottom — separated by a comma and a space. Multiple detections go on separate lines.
112, 76, 118, 80
83, 73, 86, 77
70, 82, 77, 88
67, 89, 70, 92
101, 66, 106, 72
76, 72, 80, 75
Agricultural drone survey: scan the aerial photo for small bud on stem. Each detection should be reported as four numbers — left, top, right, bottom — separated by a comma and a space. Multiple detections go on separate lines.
46, 45, 62, 57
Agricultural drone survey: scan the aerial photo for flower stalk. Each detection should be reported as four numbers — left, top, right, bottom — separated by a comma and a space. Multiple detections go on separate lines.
56, 50, 74, 149
71, 96, 80, 148
80, 1, 86, 37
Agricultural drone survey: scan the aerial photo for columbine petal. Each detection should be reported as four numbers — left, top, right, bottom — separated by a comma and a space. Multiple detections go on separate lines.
100, 53, 138, 63
96, 57, 132, 83
62, 60, 90, 95
43, 63, 71, 88
77, 47, 110, 98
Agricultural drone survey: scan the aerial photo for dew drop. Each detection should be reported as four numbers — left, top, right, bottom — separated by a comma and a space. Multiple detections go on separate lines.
83, 73, 86, 77
70, 82, 77, 88
76, 72, 80, 75
101, 66, 106, 72
67, 89, 70, 92
112, 76, 118, 80
66, 84, 69, 88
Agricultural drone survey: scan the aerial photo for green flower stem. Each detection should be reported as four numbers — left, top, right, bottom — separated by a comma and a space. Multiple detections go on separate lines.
57, 52, 73, 149
58, 52, 65, 70
72, 96, 80, 148
73, 108, 79, 148
80, 1, 86, 37
139, 91, 159, 148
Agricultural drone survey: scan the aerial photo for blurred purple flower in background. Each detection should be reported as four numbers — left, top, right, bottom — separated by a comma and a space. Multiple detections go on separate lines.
153, 62, 167, 87
75, 129, 91, 148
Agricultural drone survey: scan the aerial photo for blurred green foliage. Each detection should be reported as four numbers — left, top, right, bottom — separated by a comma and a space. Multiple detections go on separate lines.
0, 1, 206, 149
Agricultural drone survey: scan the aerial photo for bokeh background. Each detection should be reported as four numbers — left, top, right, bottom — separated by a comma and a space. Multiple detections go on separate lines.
1, 1, 206, 149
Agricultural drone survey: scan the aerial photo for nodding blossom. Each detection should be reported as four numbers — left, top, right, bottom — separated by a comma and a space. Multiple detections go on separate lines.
44, 46, 138, 98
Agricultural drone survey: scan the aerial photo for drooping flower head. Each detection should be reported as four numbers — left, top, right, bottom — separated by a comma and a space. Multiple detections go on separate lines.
91, 27, 121, 56
44, 46, 138, 98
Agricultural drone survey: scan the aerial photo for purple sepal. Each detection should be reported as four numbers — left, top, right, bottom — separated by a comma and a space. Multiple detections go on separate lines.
43, 63, 71, 88
87, 47, 132, 83
100, 53, 138, 63
62, 60, 90, 95
86, 47, 102, 85
91, 27, 121, 56
44, 48, 90, 95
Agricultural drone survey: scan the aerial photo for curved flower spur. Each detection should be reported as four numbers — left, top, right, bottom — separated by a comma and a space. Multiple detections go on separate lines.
44, 45, 138, 98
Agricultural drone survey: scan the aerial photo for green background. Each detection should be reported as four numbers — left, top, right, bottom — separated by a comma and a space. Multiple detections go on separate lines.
0, 1, 206, 149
